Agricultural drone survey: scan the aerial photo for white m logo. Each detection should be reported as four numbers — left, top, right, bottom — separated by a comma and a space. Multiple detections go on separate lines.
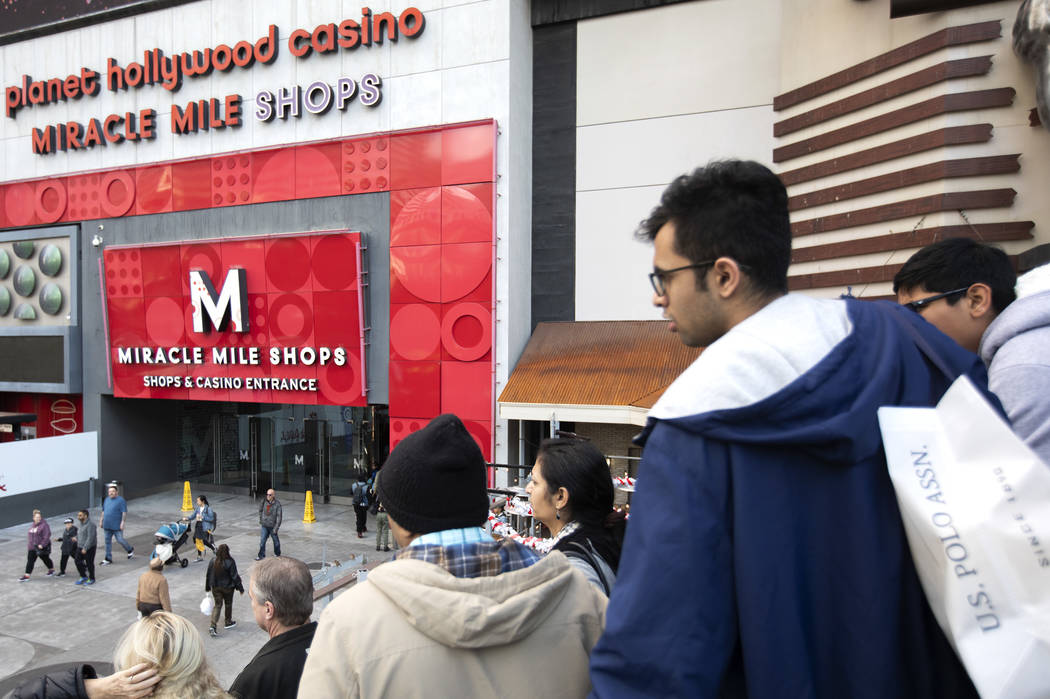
189, 268, 249, 333
294, 454, 304, 466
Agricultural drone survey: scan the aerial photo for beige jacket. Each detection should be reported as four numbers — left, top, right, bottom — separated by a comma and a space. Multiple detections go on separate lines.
297, 550, 607, 698
136, 569, 171, 611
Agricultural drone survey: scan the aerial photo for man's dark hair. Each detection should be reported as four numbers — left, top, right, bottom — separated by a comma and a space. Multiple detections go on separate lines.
251, 556, 314, 626
637, 159, 792, 296
78, 509, 88, 517
892, 237, 1016, 313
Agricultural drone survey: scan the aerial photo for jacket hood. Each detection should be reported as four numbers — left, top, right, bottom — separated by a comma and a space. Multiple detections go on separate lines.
979, 263, 1050, 364
641, 295, 987, 464
365, 551, 579, 648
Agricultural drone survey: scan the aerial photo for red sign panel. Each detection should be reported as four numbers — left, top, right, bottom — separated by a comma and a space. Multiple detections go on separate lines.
103, 230, 366, 406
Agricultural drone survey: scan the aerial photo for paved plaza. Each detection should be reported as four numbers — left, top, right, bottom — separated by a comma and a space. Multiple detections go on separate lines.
0, 485, 381, 696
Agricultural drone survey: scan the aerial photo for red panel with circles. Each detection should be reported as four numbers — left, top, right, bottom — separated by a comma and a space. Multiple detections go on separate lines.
389, 416, 431, 454
390, 187, 441, 247
5, 182, 38, 227
211, 154, 252, 207
295, 144, 342, 199
442, 184, 493, 244
389, 244, 441, 304
310, 233, 359, 291
103, 232, 365, 406
342, 136, 391, 195
63, 174, 102, 221
441, 302, 492, 362
100, 171, 135, 217
265, 236, 314, 294
390, 303, 441, 362
462, 419, 493, 462
103, 248, 145, 299
441, 242, 492, 303
252, 148, 296, 204
35, 180, 67, 223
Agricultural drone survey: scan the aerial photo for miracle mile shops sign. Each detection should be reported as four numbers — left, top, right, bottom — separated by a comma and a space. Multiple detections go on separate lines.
103, 231, 367, 406
5, 6, 426, 155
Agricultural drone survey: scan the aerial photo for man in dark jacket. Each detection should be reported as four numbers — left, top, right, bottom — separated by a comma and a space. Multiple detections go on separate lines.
229, 556, 316, 699
588, 160, 994, 698
74, 509, 97, 585
256, 489, 282, 560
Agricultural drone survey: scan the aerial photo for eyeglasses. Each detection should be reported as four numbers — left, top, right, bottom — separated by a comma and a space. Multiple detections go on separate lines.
648, 261, 715, 296
903, 286, 970, 312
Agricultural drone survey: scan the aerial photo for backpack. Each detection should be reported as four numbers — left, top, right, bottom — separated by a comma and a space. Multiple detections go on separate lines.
353, 482, 369, 507
211, 509, 218, 532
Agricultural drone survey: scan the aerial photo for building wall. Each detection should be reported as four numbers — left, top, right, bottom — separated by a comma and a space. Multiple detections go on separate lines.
570, 0, 1050, 321
0, 0, 530, 469
574, 0, 781, 321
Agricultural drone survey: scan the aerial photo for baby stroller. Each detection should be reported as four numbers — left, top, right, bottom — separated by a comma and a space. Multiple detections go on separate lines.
152, 520, 191, 568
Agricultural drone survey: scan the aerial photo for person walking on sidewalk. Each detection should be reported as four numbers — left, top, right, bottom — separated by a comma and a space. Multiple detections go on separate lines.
54, 517, 78, 577
100, 484, 134, 565
375, 501, 391, 552
19, 510, 55, 582
136, 556, 171, 616
74, 509, 97, 586
206, 543, 244, 637
194, 495, 217, 562
257, 489, 282, 560
351, 476, 369, 538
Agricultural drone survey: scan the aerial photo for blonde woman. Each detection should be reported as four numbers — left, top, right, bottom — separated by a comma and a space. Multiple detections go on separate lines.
113, 611, 229, 698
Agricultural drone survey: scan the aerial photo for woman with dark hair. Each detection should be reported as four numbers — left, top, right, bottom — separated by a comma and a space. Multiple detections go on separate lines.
193, 495, 217, 562
19, 510, 55, 582
205, 543, 243, 637
526, 438, 626, 595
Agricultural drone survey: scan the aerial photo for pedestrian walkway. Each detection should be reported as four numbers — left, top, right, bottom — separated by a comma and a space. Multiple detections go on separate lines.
0, 483, 381, 695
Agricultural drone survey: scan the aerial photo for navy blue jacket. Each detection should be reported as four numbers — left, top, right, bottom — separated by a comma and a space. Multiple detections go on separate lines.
589, 298, 992, 698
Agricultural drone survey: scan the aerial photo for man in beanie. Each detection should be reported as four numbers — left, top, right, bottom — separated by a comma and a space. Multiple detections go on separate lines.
298, 414, 608, 698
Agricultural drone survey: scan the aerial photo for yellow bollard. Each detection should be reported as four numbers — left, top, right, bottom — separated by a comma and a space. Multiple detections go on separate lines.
303, 490, 317, 523
181, 481, 194, 513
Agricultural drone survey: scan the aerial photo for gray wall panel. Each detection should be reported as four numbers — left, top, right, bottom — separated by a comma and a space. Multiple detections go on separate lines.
0, 481, 91, 529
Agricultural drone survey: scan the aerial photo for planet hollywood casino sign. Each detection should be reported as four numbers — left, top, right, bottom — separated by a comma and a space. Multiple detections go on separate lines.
103, 230, 366, 406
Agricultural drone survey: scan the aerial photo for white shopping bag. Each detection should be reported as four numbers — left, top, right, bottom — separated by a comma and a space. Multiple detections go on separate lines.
200, 593, 214, 616
878, 376, 1050, 699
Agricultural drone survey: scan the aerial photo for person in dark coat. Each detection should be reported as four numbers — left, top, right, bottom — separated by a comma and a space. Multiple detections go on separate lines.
588, 160, 992, 698
205, 543, 243, 637
54, 517, 79, 577
12, 661, 159, 698
229, 556, 317, 699
74, 510, 97, 585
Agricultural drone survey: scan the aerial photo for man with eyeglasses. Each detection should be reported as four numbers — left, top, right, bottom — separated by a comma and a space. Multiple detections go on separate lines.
894, 238, 1050, 463
588, 160, 993, 699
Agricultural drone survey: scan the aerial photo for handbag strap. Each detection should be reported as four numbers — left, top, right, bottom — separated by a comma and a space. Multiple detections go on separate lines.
562, 539, 612, 596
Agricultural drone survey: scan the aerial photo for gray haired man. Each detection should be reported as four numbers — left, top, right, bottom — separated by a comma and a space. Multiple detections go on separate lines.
229, 556, 316, 699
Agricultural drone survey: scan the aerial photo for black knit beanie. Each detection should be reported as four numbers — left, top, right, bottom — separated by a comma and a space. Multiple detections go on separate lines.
376, 414, 489, 535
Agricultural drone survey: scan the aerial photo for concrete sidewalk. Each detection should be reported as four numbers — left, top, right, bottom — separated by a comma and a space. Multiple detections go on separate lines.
0, 484, 385, 694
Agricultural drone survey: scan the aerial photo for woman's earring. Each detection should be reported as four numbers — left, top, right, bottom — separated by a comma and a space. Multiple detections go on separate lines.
555, 508, 560, 521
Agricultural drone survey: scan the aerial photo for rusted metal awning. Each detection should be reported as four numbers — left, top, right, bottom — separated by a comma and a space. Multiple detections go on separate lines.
498, 321, 701, 426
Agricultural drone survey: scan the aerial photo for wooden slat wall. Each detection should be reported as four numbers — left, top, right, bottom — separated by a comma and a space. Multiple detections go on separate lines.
773, 18, 1031, 296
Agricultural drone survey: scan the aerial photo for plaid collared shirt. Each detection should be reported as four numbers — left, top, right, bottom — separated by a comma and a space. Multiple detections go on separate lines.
396, 528, 542, 578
